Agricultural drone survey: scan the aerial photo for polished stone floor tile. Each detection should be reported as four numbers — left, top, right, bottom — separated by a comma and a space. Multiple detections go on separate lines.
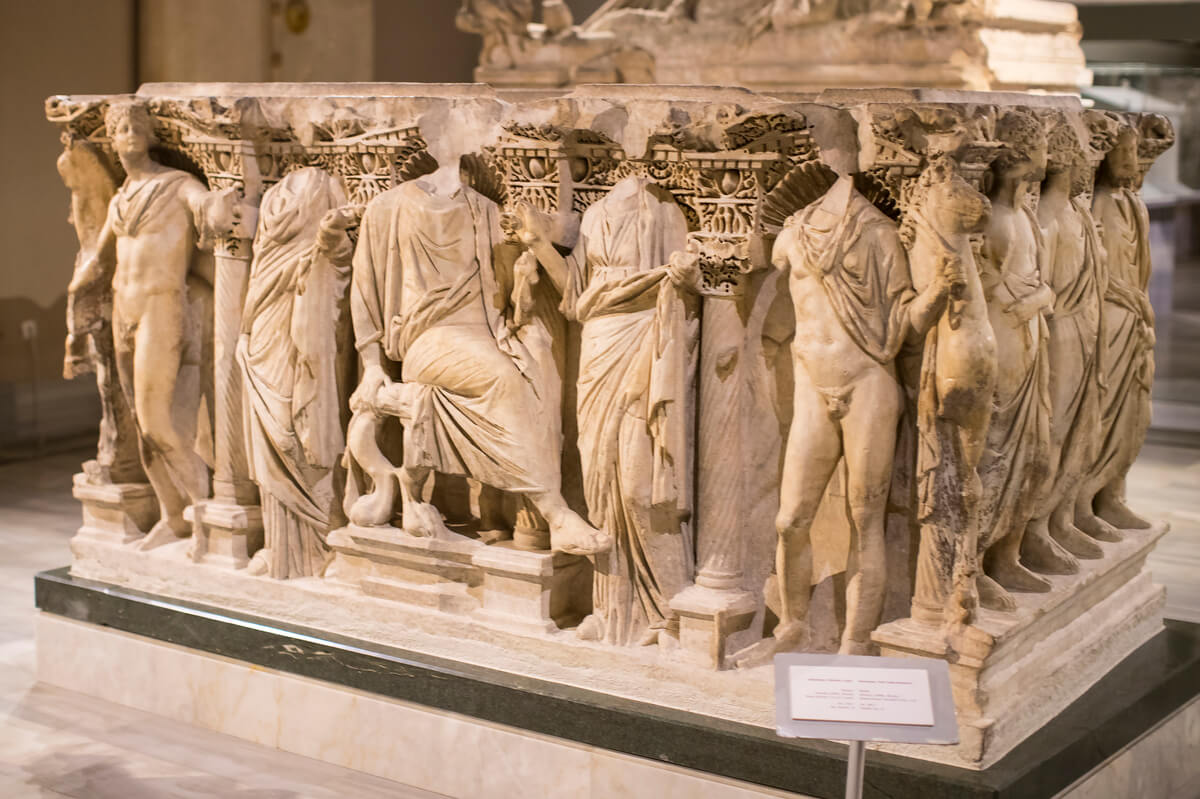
0, 457, 446, 799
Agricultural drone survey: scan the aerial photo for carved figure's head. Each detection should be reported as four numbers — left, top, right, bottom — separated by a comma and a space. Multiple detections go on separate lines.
1137, 113, 1175, 182
1083, 110, 1120, 160
1099, 118, 1140, 187
1045, 115, 1086, 175
900, 156, 990, 247
993, 110, 1047, 183
106, 101, 157, 164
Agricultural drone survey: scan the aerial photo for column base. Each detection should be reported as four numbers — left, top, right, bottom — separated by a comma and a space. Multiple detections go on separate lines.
71, 473, 158, 546
185, 500, 263, 570
670, 584, 759, 669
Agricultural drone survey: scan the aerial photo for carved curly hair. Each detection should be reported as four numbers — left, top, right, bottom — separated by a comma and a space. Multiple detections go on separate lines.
1083, 110, 1122, 160
104, 100, 158, 146
1137, 113, 1175, 163
992, 110, 1045, 173
1045, 114, 1085, 173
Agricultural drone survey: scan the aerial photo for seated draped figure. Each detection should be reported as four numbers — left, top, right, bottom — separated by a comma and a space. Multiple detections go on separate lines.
342, 160, 611, 557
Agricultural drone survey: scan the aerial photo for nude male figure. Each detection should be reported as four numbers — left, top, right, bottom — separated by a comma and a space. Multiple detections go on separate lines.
71, 101, 231, 550
737, 177, 952, 663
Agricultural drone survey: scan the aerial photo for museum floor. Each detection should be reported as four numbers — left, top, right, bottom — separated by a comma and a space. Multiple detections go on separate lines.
1, 442, 1198, 798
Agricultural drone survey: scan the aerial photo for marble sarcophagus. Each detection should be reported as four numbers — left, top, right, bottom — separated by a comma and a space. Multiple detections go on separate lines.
45, 83, 1175, 775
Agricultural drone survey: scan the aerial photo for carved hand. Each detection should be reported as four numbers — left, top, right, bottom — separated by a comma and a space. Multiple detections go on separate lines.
1004, 282, 1054, 324
68, 254, 102, 295
350, 364, 391, 415
513, 201, 558, 251
1004, 296, 1036, 323
666, 241, 702, 292
910, 274, 952, 336
316, 204, 361, 260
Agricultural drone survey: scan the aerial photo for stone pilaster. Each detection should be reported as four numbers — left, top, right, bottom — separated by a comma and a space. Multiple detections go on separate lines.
187, 140, 263, 568
670, 268, 757, 669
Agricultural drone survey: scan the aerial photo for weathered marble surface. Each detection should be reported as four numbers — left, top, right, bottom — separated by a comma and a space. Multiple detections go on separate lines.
44, 83, 1173, 769
457, 0, 1091, 94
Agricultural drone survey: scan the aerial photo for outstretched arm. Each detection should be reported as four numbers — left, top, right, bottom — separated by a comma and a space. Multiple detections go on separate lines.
907, 252, 954, 336
909, 278, 951, 336
68, 213, 115, 295
512, 203, 570, 294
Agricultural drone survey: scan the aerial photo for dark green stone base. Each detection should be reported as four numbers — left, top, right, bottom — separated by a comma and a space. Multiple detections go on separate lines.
34, 567, 1200, 799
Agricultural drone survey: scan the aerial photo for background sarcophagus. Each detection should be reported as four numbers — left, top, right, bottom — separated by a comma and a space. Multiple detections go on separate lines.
46, 83, 1173, 770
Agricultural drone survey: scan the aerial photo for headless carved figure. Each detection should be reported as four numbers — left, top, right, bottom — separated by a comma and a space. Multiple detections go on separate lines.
345, 165, 609, 556
736, 177, 951, 665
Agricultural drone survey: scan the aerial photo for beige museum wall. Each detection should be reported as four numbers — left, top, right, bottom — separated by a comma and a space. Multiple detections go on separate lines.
0, 0, 136, 450
0, 0, 558, 451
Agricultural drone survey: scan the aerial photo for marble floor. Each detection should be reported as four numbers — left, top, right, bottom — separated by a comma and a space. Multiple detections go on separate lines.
0, 451, 445, 798
0, 445, 1198, 797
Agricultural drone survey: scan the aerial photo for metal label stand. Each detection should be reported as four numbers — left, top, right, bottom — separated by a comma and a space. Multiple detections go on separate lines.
773, 654, 960, 799
845, 739, 866, 799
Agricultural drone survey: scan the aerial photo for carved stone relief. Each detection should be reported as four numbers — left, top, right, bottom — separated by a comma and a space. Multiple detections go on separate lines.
48, 85, 1171, 769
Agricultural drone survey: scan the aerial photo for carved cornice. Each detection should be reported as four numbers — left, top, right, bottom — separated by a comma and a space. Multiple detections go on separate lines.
45, 87, 1166, 295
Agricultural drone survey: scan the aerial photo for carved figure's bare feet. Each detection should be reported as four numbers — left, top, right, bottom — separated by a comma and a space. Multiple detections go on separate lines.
987, 554, 1052, 594
1050, 518, 1104, 559
732, 621, 808, 669
977, 574, 1016, 612
576, 613, 604, 642
404, 501, 454, 539
1077, 509, 1123, 543
246, 548, 271, 577
1022, 522, 1079, 575
1096, 495, 1151, 531
135, 519, 188, 552
547, 509, 611, 556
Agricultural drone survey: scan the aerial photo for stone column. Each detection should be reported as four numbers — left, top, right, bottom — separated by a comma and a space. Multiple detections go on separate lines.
187, 141, 263, 568
670, 237, 758, 669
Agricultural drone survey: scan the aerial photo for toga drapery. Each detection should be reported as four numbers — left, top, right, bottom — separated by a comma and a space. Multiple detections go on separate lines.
1092, 185, 1154, 485
564, 176, 699, 646
238, 168, 352, 578
977, 203, 1052, 553
350, 179, 558, 498
1041, 194, 1104, 502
